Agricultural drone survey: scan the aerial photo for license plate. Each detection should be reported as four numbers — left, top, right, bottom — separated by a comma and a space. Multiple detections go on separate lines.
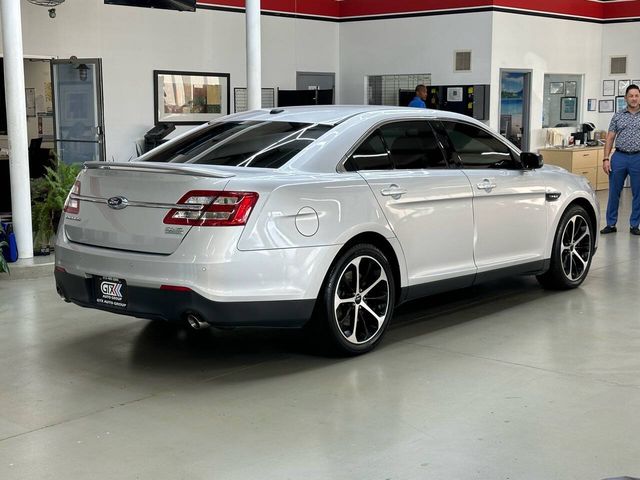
94, 276, 128, 309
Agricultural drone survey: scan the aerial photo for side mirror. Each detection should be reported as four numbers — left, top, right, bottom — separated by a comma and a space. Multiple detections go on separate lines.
521, 152, 543, 169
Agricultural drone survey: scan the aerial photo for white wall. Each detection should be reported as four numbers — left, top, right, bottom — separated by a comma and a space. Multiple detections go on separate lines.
339, 13, 494, 105
339, 11, 619, 152
490, 13, 603, 152
5, 2, 640, 160
4, 0, 339, 162
599, 23, 640, 132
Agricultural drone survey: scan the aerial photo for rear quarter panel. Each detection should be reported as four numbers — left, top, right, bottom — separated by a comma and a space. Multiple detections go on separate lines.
234, 173, 395, 251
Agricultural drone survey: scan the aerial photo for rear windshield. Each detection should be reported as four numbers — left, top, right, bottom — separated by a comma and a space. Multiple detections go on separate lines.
141, 121, 332, 168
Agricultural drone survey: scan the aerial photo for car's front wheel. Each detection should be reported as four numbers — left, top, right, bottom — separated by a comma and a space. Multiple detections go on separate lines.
316, 244, 395, 355
537, 204, 594, 289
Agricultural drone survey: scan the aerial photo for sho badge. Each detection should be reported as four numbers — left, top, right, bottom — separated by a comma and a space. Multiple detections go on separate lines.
107, 196, 129, 210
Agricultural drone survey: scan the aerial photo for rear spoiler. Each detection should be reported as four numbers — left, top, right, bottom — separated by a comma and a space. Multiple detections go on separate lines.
83, 161, 235, 179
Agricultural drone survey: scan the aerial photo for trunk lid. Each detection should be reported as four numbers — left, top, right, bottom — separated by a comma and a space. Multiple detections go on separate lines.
63, 162, 233, 254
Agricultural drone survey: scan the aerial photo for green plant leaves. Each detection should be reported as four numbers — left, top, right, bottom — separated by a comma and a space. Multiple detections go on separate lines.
30, 155, 81, 251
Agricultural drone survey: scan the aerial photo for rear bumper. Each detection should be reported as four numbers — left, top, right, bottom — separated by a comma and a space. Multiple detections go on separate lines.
54, 270, 316, 327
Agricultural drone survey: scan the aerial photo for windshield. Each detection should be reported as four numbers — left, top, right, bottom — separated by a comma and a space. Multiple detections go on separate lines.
141, 121, 332, 168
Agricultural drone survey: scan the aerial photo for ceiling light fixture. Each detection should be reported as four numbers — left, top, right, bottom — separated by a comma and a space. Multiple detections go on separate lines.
27, 0, 65, 18
26, 0, 65, 6
76, 63, 89, 82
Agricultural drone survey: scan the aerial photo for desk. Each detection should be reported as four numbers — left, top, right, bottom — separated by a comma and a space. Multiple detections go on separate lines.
538, 146, 608, 191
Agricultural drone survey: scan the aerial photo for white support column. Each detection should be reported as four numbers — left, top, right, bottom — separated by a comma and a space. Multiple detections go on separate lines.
246, 0, 262, 111
0, 0, 33, 259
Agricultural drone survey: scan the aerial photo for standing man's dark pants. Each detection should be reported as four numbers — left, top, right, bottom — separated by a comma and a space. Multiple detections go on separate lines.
605, 151, 640, 229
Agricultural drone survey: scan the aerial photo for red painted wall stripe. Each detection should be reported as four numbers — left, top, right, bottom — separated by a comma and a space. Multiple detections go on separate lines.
197, 0, 340, 18
196, 0, 640, 20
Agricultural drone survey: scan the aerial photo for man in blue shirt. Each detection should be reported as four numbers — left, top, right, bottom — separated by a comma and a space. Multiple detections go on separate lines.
408, 85, 427, 108
601, 84, 640, 235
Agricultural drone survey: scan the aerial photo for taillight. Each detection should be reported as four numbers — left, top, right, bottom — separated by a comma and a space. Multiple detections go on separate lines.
163, 190, 259, 227
63, 180, 81, 214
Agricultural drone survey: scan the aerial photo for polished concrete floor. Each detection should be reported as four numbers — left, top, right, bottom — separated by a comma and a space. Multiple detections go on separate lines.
1, 190, 639, 480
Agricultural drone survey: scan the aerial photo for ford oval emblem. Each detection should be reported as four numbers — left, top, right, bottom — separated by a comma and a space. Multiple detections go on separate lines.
107, 196, 129, 210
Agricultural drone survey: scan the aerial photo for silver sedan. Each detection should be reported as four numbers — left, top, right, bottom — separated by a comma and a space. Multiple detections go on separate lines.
55, 106, 599, 354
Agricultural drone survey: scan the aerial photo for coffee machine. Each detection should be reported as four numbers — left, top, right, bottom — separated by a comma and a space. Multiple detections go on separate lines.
582, 122, 596, 144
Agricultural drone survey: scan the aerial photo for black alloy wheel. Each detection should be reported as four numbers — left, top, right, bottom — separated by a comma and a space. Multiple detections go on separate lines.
319, 244, 395, 355
537, 204, 594, 289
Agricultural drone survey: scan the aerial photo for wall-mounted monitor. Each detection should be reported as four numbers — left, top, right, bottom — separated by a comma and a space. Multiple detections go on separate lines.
104, 0, 196, 12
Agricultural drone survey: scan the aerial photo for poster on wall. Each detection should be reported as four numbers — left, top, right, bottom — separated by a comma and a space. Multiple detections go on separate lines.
615, 96, 627, 113
602, 80, 615, 96
25, 88, 36, 117
618, 79, 631, 96
560, 96, 577, 121
446, 87, 463, 102
154, 70, 230, 125
599, 99, 614, 113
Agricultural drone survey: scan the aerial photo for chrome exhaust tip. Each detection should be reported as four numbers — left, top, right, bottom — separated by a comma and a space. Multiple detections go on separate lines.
186, 313, 210, 330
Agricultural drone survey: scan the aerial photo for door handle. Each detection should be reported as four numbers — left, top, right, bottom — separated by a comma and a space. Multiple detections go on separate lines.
476, 179, 497, 191
380, 185, 407, 198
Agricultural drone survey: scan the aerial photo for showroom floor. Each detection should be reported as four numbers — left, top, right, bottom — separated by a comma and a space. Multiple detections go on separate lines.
0, 190, 639, 480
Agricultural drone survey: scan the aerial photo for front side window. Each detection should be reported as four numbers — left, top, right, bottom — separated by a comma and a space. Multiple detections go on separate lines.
441, 120, 519, 169
378, 121, 447, 169
141, 121, 331, 168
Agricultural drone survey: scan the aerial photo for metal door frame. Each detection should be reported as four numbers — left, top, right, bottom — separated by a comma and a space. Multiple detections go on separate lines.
498, 68, 532, 152
50, 57, 106, 162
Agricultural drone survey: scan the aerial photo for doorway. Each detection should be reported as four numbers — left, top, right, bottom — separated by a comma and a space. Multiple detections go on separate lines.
499, 70, 531, 151
296, 71, 335, 104
51, 58, 105, 163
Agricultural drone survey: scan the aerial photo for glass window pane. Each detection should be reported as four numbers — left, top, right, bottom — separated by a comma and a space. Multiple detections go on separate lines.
347, 131, 392, 171
143, 121, 331, 168
379, 121, 446, 169
442, 121, 517, 169
543, 74, 582, 128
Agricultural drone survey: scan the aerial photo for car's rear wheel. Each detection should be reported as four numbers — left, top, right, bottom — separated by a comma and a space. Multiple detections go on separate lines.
537, 204, 594, 290
315, 244, 395, 355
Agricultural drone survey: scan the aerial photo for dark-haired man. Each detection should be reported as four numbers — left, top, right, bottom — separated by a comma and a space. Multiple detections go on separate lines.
601, 84, 640, 235
408, 85, 427, 108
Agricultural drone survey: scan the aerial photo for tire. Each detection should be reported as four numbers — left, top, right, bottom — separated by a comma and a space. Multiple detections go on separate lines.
537, 205, 594, 290
315, 243, 395, 355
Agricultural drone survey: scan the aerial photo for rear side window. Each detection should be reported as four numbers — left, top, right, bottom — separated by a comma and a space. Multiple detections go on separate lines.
441, 121, 518, 169
142, 121, 331, 168
379, 121, 447, 169
345, 130, 392, 171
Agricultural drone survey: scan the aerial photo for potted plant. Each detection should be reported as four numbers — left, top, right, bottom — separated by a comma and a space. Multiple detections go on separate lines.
31, 153, 81, 254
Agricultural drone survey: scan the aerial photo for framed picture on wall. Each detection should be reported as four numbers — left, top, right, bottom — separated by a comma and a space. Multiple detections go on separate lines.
565, 81, 577, 96
618, 79, 631, 96
587, 99, 597, 112
560, 96, 577, 120
550, 82, 564, 94
602, 80, 615, 96
599, 99, 614, 113
633, 80, 640, 87
153, 70, 230, 125
615, 96, 627, 113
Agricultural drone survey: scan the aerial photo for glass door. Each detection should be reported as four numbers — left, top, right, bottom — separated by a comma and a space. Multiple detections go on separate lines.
499, 70, 531, 151
51, 58, 105, 163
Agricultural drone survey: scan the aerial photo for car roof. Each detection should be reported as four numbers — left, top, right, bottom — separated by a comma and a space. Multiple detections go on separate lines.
225, 105, 463, 126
